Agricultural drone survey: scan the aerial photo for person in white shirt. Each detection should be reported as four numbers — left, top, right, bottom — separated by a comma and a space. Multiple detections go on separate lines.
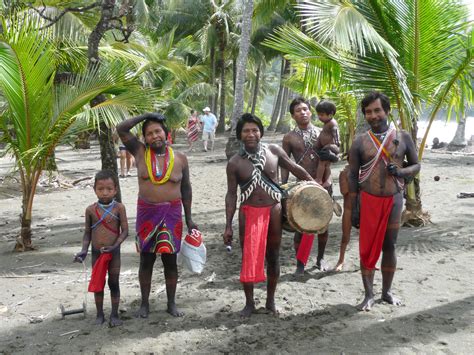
200, 107, 218, 152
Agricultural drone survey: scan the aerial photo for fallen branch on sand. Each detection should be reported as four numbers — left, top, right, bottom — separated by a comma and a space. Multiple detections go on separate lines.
457, 192, 474, 198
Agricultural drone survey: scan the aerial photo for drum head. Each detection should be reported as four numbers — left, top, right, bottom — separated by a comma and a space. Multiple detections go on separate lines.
287, 183, 333, 233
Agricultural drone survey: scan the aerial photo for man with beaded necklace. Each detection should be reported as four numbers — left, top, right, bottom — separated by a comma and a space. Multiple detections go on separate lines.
282, 97, 339, 274
224, 113, 314, 317
349, 92, 420, 311
117, 113, 197, 318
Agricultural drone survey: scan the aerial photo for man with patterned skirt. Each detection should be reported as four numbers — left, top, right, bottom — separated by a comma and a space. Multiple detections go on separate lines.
224, 113, 314, 317
349, 92, 420, 311
117, 113, 197, 318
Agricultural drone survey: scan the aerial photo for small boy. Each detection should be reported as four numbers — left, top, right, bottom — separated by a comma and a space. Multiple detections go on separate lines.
75, 170, 128, 326
315, 100, 340, 186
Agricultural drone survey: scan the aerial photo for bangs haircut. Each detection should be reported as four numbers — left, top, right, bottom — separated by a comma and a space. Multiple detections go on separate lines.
94, 170, 118, 188
142, 113, 169, 139
289, 97, 311, 115
236, 113, 264, 140
315, 100, 337, 115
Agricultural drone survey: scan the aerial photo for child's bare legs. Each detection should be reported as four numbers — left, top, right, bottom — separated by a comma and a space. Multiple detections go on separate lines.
91, 252, 105, 324
94, 291, 105, 324
315, 160, 329, 185
108, 253, 122, 326
335, 193, 351, 271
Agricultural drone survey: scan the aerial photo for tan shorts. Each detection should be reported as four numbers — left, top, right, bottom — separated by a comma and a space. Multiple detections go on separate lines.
202, 131, 215, 141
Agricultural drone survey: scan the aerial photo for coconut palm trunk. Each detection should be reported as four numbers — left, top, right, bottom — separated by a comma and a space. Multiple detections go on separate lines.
87, 0, 125, 202
251, 62, 261, 115
216, 22, 227, 134
226, 0, 254, 158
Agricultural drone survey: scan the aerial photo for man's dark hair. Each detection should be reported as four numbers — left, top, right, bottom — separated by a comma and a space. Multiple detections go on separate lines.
142, 113, 169, 139
361, 91, 391, 115
315, 100, 337, 115
94, 170, 118, 188
289, 97, 311, 115
236, 113, 264, 140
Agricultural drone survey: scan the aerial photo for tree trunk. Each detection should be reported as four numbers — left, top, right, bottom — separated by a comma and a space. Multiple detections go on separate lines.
276, 86, 290, 132
216, 26, 226, 134
15, 185, 34, 251
87, 0, 123, 202
251, 62, 261, 115
229, 0, 253, 131
448, 117, 467, 150
209, 46, 216, 111
268, 58, 286, 131
232, 57, 236, 95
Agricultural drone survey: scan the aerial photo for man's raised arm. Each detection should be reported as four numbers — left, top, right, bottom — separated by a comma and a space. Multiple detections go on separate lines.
116, 114, 155, 155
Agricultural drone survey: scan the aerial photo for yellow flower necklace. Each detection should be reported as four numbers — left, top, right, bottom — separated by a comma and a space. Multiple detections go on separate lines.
145, 145, 174, 185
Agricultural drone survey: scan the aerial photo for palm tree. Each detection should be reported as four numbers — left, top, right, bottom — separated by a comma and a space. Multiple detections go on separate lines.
0, 16, 152, 250
264, 0, 473, 225
229, 0, 254, 128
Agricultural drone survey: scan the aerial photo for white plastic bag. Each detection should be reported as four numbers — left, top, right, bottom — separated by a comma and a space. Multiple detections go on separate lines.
179, 229, 206, 274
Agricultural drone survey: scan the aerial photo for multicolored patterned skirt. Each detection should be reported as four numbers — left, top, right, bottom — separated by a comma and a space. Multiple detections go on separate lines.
136, 198, 183, 254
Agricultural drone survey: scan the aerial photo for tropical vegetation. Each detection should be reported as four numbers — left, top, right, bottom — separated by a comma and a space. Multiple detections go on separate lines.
0, 0, 472, 249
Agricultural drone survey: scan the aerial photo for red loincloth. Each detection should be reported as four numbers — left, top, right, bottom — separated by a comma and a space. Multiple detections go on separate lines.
240, 205, 271, 283
296, 233, 314, 265
88, 253, 113, 292
359, 191, 394, 270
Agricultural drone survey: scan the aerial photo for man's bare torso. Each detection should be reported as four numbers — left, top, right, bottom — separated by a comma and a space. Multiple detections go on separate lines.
230, 144, 280, 206
357, 130, 407, 196
135, 145, 185, 203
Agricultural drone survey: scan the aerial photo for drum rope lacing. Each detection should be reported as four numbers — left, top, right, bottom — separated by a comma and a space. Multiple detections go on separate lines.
239, 143, 282, 204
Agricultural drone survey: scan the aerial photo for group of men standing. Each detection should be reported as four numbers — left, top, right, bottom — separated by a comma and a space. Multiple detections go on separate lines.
115, 90, 419, 320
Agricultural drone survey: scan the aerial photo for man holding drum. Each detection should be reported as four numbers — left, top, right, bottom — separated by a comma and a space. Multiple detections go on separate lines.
282, 98, 338, 274
349, 92, 420, 311
224, 113, 313, 317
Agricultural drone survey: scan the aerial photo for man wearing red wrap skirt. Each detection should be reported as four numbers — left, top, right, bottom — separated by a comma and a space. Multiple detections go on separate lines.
224, 113, 314, 317
348, 92, 420, 311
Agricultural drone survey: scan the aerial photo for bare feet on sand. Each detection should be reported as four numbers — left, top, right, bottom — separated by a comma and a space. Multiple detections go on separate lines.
316, 258, 329, 271
240, 303, 256, 318
382, 291, 402, 306
95, 313, 105, 325
265, 301, 279, 316
109, 314, 123, 327
293, 263, 305, 277
136, 303, 149, 318
167, 302, 184, 317
357, 296, 375, 311
334, 260, 344, 271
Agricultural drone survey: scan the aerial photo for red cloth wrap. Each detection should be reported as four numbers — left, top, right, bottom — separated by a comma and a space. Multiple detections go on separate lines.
88, 253, 113, 292
240, 205, 271, 283
296, 233, 314, 265
359, 191, 394, 270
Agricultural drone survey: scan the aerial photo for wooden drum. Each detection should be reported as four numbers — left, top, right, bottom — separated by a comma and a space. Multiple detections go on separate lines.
281, 181, 333, 233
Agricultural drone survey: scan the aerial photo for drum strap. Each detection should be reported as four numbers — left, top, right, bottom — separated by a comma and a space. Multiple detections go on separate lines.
239, 143, 282, 203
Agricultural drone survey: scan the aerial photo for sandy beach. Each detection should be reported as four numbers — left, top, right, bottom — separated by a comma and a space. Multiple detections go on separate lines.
0, 133, 473, 354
